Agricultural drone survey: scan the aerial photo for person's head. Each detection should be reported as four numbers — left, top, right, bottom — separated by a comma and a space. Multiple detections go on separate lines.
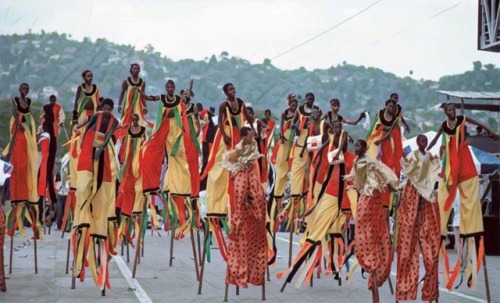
311, 108, 321, 121
181, 88, 194, 101
223, 83, 235, 99
49, 94, 56, 105
385, 99, 396, 114
416, 134, 428, 152
165, 79, 175, 95
196, 103, 203, 112
443, 103, 456, 120
354, 139, 367, 156
131, 113, 139, 126
264, 109, 271, 119
305, 92, 315, 107
332, 120, 343, 135
81, 70, 93, 84
19, 83, 29, 97
390, 93, 399, 103
476, 125, 483, 135
330, 98, 340, 113
101, 98, 114, 116
240, 126, 254, 145
246, 106, 254, 118
289, 98, 298, 111
130, 63, 140, 77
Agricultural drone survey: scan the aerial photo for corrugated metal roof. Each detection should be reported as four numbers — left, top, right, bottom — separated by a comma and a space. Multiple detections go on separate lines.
437, 90, 500, 100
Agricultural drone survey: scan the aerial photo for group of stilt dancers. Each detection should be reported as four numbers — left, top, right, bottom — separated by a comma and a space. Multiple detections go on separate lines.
1, 63, 498, 302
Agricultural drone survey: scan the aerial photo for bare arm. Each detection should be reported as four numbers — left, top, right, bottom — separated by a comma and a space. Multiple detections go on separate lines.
72, 85, 82, 123
374, 122, 396, 145
343, 111, 367, 126
118, 80, 127, 108
427, 124, 443, 151
465, 116, 498, 139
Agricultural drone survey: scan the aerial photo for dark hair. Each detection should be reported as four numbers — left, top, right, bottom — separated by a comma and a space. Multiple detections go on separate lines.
131, 113, 139, 119
196, 102, 203, 109
443, 103, 455, 110
19, 83, 29, 89
240, 126, 253, 138
246, 106, 254, 114
130, 63, 140, 72
305, 92, 315, 100
330, 98, 340, 105
385, 99, 396, 106
265, 109, 271, 114
356, 139, 367, 149
49, 94, 56, 100
332, 120, 342, 126
416, 134, 427, 141
390, 93, 399, 99
101, 98, 114, 109
166, 79, 175, 87
223, 83, 233, 93
81, 70, 92, 79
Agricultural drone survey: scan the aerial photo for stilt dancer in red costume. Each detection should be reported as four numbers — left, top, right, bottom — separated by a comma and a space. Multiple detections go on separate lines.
345, 139, 399, 303
396, 134, 441, 302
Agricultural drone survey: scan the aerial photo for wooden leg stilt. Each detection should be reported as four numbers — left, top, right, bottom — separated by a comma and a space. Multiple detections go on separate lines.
65, 238, 70, 274
169, 222, 175, 267
223, 282, 229, 302
34, 238, 38, 274
483, 254, 491, 303
126, 242, 130, 263
372, 271, 380, 303
190, 228, 200, 281
236, 285, 240, 295
132, 213, 145, 279
8, 235, 13, 275
197, 218, 209, 295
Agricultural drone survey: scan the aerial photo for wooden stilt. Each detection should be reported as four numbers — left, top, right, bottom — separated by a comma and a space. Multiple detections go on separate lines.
34, 238, 38, 274
126, 242, 130, 263
387, 275, 394, 295
236, 285, 240, 295
8, 235, 13, 275
169, 222, 175, 267
197, 218, 209, 295
223, 283, 229, 302
65, 239, 70, 274
120, 241, 124, 256
190, 228, 200, 281
132, 213, 145, 279
266, 264, 270, 281
261, 281, 266, 301
483, 254, 491, 303
141, 234, 145, 258
288, 223, 293, 267
371, 271, 380, 303
280, 278, 288, 293
197, 229, 202, 266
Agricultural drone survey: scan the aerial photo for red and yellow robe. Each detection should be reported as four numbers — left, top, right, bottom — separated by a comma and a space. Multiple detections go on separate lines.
120, 77, 151, 128
437, 115, 484, 290
366, 109, 403, 207
116, 126, 146, 245
3, 97, 40, 239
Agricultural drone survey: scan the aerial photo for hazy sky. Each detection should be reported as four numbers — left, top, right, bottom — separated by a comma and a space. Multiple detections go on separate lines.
1, 0, 498, 80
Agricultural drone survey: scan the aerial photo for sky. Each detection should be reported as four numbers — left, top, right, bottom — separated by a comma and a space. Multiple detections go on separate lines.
0, 0, 498, 81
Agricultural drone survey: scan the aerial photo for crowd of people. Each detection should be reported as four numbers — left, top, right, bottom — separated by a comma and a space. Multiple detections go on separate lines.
0, 63, 498, 302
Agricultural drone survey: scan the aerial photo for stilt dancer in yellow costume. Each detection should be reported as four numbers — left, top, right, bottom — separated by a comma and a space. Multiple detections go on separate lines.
72, 98, 118, 293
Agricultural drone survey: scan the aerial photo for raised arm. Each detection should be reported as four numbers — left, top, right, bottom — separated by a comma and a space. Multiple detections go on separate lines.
374, 122, 397, 146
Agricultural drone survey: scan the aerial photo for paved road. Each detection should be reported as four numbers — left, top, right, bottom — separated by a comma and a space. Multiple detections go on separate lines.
1, 227, 498, 302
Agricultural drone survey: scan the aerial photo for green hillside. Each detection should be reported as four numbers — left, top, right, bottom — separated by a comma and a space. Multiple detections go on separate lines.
1, 32, 499, 148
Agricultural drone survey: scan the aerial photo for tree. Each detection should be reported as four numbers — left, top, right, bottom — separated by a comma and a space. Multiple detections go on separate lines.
473, 61, 483, 71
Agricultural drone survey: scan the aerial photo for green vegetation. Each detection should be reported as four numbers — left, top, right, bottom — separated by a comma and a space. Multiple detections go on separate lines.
1, 32, 499, 147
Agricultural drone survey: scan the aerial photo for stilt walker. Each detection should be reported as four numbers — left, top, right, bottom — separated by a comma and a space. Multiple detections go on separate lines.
2, 83, 41, 275
345, 139, 400, 303
428, 103, 495, 297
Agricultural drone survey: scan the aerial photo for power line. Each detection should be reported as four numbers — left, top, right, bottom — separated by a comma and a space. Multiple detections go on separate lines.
272, 0, 384, 60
